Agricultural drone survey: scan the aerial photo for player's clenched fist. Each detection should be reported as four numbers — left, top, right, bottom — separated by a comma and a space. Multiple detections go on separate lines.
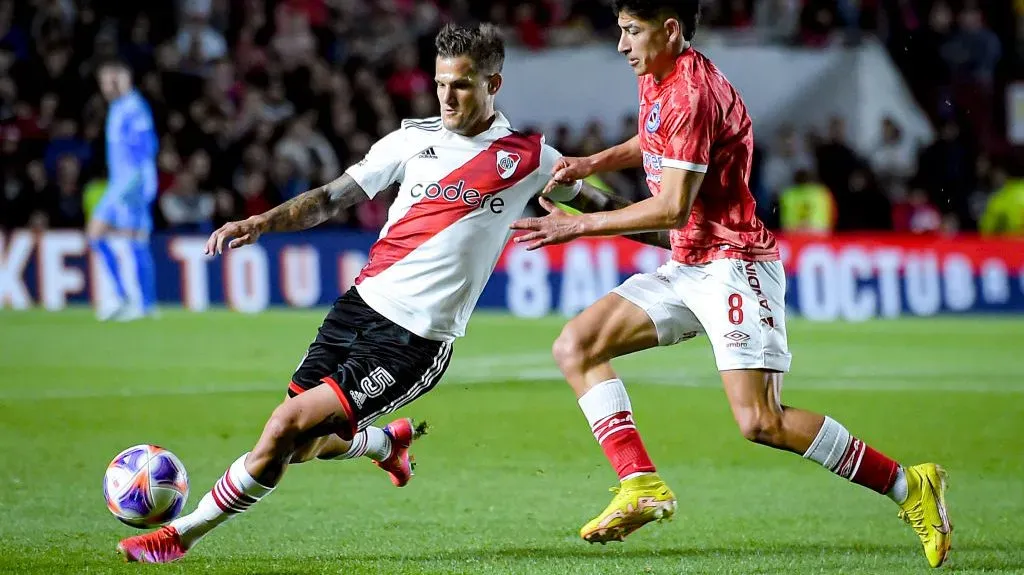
204, 216, 265, 256
542, 156, 594, 196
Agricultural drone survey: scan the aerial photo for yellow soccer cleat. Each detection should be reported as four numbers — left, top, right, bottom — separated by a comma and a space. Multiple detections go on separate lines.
580, 473, 677, 544
898, 463, 953, 568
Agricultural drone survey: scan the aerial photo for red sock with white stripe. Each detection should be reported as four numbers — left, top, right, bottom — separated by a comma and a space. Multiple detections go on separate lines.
578, 379, 656, 480
169, 453, 274, 549
802, 416, 905, 501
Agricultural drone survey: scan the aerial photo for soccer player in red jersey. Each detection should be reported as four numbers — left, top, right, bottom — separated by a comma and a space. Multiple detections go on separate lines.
511, 1, 951, 567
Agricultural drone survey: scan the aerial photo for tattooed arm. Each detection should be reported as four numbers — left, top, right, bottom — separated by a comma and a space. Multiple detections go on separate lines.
556, 181, 671, 250
257, 174, 368, 233
204, 174, 369, 255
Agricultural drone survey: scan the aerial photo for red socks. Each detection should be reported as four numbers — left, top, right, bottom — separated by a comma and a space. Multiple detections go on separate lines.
803, 416, 899, 494
578, 380, 656, 480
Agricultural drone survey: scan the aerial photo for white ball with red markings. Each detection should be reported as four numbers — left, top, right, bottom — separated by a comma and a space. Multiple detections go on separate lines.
103, 444, 189, 528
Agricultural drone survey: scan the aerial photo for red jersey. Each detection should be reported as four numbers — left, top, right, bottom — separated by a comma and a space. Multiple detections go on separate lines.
638, 49, 778, 265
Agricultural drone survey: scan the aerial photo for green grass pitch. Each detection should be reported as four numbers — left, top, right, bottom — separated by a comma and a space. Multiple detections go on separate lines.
1, 309, 1023, 574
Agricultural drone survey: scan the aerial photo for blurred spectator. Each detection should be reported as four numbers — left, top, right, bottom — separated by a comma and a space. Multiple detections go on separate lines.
942, 6, 1001, 150
268, 152, 309, 203
122, 15, 156, 74
43, 118, 90, 178
577, 120, 607, 157
386, 45, 431, 102
762, 126, 814, 201
0, 161, 31, 228
978, 171, 1024, 235
893, 186, 944, 234
159, 171, 215, 232
43, 153, 84, 228
260, 80, 296, 124
271, 4, 316, 70
941, 7, 1001, 87
755, 0, 801, 42
799, 1, 840, 47
514, 3, 546, 50
176, 7, 227, 68
239, 169, 275, 218
917, 120, 971, 217
779, 170, 836, 235
835, 168, 892, 231
273, 112, 338, 185
869, 117, 917, 196
815, 117, 861, 198
0, 1, 30, 62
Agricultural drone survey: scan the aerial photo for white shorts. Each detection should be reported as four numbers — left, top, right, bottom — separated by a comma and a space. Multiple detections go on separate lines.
612, 258, 792, 372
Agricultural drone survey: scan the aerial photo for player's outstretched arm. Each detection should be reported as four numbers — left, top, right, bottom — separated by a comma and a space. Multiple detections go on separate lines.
514, 167, 702, 251
558, 181, 670, 250
588, 135, 643, 172
542, 136, 642, 196
205, 174, 369, 255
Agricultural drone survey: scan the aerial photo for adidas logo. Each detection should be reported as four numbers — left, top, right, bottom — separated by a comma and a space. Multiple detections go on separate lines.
350, 389, 368, 408
418, 147, 438, 159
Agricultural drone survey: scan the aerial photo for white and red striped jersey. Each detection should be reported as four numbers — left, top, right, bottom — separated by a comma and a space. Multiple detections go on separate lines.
347, 112, 578, 342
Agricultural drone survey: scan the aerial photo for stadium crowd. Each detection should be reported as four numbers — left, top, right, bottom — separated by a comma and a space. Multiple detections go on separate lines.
1, 0, 1021, 235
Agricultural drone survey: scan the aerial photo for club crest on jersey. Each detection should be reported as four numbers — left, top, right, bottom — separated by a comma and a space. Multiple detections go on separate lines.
496, 150, 521, 179
645, 102, 662, 133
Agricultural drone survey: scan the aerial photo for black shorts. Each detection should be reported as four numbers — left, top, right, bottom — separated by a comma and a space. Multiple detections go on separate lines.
289, 288, 453, 439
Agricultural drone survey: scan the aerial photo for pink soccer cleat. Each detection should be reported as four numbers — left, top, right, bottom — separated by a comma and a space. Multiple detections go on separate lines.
117, 525, 187, 563
374, 418, 427, 487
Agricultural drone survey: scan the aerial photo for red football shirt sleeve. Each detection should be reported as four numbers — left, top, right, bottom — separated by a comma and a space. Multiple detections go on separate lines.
660, 88, 714, 174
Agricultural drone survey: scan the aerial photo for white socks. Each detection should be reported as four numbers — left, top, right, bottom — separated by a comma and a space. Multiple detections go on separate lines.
577, 378, 633, 429
802, 416, 853, 473
170, 453, 274, 549
330, 427, 393, 462
887, 466, 908, 504
804, 416, 908, 504
577, 379, 656, 480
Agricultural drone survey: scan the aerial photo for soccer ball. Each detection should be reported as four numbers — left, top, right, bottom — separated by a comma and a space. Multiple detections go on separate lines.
103, 444, 189, 528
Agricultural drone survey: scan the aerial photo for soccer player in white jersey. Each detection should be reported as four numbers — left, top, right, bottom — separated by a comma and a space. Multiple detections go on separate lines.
116, 23, 667, 563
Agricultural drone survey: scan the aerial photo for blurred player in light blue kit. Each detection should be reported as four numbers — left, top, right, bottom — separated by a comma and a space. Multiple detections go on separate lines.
89, 60, 158, 321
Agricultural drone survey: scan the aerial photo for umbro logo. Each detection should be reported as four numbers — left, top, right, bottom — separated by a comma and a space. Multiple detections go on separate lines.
723, 330, 750, 342
418, 147, 438, 159
724, 330, 750, 349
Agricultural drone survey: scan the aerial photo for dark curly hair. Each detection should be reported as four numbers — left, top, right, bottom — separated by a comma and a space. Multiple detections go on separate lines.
612, 0, 701, 41
434, 23, 505, 76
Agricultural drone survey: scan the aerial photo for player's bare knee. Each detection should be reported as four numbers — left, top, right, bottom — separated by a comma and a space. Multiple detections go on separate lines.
261, 405, 303, 454
736, 409, 785, 446
551, 330, 579, 373
552, 323, 597, 374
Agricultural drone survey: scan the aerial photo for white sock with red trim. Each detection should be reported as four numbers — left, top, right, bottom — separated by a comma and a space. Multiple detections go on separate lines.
577, 379, 657, 480
329, 427, 393, 462
169, 453, 274, 549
